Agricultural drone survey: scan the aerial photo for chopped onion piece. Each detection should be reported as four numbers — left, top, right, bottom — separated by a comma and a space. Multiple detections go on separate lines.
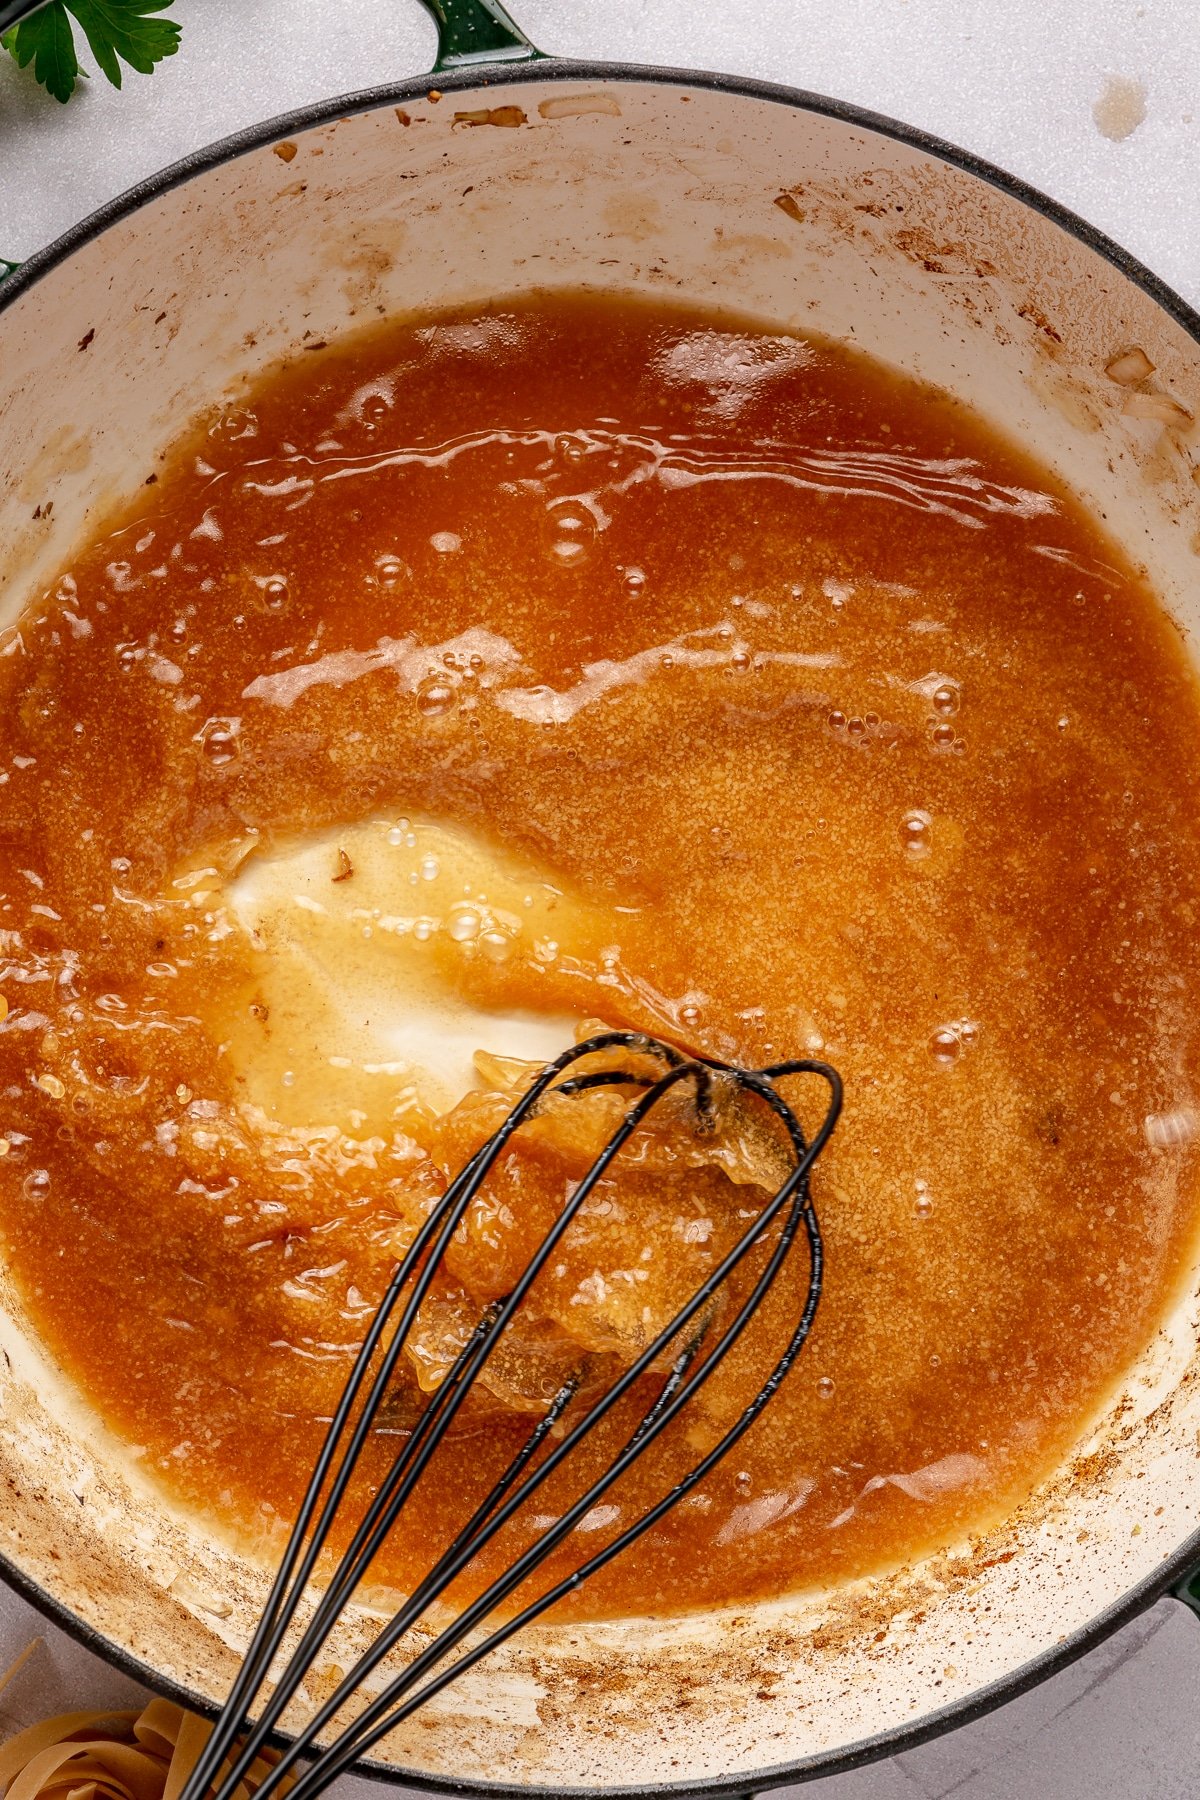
537, 92, 622, 120
1144, 1106, 1199, 1151
1105, 346, 1156, 385
1122, 390, 1195, 430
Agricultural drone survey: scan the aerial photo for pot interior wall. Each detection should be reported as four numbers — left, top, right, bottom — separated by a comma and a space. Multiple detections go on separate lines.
2, 72, 1200, 1793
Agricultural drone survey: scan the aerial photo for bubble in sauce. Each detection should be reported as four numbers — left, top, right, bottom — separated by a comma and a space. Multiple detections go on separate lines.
929, 720, 957, 749
257, 575, 289, 611
914, 1179, 934, 1218
413, 917, 436, 943
449, 908, 481, 942
734, 1470, 753, 1495
900, 809, 932, 857
416, 676, 457, 718
846, 716, 867, 739
481, 929, 512, 963
827, 709, 847, 731
431, 531, 462, 555
374, 554, 407, 587
419, 854, 440, 882
200, 719, 240, 767
23, 1169, 50, 1199
932, 682, 960, 717
929, 1026, 961, 1066
544, 499, 596, 567
624, 567, 646, 596
555, 433, 588, 466
816, 1376, 835, 1400
680, 1003, 701, 1027
730, 648, 753, 672
361, 392, 391, 427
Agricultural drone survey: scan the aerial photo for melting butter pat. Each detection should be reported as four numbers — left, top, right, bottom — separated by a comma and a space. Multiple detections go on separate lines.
214, 815, 630, 1131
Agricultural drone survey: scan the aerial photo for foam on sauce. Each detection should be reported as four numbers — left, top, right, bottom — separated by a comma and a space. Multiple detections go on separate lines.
223, 816, 595, 1122
1, 292, 1199, 1619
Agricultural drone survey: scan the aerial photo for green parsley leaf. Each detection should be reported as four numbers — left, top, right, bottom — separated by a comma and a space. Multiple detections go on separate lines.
3, 3, 80, 105
3, 0, 179, 103
64, 0, 180, 89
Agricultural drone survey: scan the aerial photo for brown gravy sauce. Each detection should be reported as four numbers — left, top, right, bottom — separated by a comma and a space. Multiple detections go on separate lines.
1, 292, 1199, 1619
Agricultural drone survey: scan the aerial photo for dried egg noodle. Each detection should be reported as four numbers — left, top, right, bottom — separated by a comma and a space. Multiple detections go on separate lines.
0, 1694, 291, 1800
1, 293, 1200, 1619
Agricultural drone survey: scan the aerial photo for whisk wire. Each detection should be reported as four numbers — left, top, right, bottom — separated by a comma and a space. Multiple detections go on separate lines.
277, 1065, 836, 1800
183, 1036, 840, 1800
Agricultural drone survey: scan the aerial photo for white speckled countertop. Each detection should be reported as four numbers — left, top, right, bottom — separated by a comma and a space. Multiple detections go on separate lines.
2, 3, 1200, 1795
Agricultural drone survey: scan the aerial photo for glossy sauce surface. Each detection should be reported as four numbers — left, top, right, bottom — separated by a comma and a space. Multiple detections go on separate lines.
2, 293, 1200, 1618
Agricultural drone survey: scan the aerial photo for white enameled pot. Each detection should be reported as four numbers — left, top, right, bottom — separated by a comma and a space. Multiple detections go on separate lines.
2, 2, 1200, 1793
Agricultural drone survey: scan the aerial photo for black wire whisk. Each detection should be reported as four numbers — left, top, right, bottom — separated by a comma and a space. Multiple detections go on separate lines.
180, 1030, 842, 1800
